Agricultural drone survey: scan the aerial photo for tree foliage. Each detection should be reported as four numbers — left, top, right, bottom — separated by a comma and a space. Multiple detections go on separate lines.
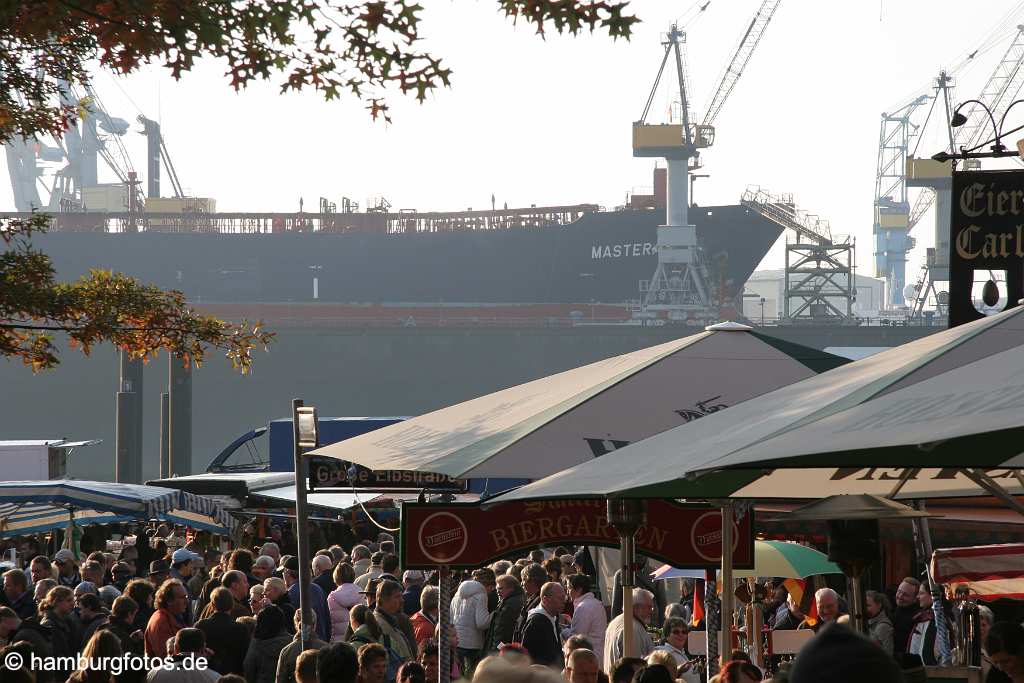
1, 213, 274, 371
0, 0, 639, 141
0, 0, 637, 371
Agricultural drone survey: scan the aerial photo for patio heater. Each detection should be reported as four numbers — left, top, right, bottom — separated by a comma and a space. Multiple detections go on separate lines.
607, 498, 647, 658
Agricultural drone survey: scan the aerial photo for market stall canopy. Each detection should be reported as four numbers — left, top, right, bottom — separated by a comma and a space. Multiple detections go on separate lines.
147, 472, 296, 507
307, 323, 846, 479
761, 495, 939, 521
0, 480, 236, 537
651, 540, 842, 579
931, 543, 1024, 601
495, 306, 1024, 503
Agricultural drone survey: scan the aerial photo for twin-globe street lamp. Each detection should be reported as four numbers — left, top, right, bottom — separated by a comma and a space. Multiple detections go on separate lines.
931, 99, 1023, 309
931, 98, 1024, 162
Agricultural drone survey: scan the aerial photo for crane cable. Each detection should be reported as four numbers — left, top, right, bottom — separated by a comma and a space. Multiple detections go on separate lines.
884, 1, 1024, 115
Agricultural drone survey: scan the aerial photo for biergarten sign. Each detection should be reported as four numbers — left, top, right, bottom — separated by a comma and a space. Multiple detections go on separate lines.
949, 169, 1024, 327
308, 459, 466, 492
400, 499, 754, 570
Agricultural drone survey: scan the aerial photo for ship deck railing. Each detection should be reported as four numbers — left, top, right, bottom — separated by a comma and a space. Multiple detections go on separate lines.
2, 205, 603, 235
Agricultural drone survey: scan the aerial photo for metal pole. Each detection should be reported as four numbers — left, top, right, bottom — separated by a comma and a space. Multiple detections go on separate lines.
115, 351, 143, 483
439, 566, 452, 683
705, 570, 720, 680
292, 398, 313, 650
622, 533, 636, 658
168, 354, 192, 476
720, 503, 735, 667
159, 393, 170, 479
850, 575, 866, 634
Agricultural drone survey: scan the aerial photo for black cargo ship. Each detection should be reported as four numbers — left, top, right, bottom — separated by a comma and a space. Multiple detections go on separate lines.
30, 204, 781, 309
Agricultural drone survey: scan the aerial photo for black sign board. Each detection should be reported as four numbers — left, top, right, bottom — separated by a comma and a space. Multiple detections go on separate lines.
949, 169, 1024, 327
308, 458, 466, 492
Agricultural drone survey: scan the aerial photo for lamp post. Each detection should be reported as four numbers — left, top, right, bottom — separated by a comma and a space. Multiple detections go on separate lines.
607, 499, 647, 658
932, 98, 1024, 162
292, 399, 319, 650
760, 297, 765, 326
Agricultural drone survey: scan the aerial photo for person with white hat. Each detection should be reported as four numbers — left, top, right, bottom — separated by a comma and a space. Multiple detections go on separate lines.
402, 570, 425, 616
169, 548, 201, 625
53, 549, 81, 589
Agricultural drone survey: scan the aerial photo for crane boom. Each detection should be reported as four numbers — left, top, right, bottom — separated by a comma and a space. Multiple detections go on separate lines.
907, 24, 1024, 232
700, 0, 782, 128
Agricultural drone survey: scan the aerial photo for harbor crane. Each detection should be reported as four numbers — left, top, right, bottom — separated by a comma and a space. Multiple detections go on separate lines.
873, 24, 1024, 310
3, 82, 183, 212
633, 0, 782, 317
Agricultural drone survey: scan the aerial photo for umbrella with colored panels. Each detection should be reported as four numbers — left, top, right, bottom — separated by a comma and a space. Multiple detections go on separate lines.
651, 540, 842, 580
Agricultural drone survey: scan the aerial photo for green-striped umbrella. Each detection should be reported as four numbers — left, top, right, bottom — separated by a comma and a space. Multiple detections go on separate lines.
652, 540, 842, 580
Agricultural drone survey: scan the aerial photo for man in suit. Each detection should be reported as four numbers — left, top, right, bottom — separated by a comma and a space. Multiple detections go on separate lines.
195, 587, 250, 675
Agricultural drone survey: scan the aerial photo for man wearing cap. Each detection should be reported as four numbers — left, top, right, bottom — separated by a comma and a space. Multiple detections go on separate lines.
361, 578, 380, 610
53, 549, 82, 588
402, 570, 424, 616
112, 561, 135, 592
355, 552, 384, 590
149, 560, 170, 588
170, 548, 201, 625
283, 556, 331, 642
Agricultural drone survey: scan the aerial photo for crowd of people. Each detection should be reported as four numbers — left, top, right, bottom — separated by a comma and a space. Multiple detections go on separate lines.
1, 529, 1023, 683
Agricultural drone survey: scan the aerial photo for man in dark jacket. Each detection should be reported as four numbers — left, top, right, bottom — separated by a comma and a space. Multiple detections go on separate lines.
0, 568, 36, 620
488, 574, 526, 651
521, 582, 566, 669
892, 577, 921, 660
513, 563, 548, 642
195, 587, 251, 675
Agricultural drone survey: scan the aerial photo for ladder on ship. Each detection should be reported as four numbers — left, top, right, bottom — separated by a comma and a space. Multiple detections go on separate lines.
740, 186, 833, 245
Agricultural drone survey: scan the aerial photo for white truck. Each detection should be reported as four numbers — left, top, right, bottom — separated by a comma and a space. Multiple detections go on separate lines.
0, 440, 101, 480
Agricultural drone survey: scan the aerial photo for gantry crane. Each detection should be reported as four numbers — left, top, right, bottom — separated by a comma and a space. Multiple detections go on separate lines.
633, 0, 782, 317
874, 24, 1024, 309
3, 82, 153, 212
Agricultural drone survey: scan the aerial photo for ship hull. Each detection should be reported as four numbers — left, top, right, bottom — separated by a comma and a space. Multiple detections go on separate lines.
31, 205, 781, 305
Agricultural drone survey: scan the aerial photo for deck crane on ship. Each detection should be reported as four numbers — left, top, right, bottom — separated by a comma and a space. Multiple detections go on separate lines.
632, 0, 783, 321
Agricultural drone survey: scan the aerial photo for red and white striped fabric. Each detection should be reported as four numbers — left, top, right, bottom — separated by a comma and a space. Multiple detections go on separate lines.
931, 544, 1024, 601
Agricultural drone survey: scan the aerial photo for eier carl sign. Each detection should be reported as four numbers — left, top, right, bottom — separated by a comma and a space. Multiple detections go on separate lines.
950, 169, 1024, 326
401, 499, 754, 569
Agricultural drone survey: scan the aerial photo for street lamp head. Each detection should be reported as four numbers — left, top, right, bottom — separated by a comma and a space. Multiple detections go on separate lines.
951, 112, 968, 128
931, 151, 951, 162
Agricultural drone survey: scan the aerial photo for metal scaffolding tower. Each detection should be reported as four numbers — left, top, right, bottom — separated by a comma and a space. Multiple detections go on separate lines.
784, 238, 856, 324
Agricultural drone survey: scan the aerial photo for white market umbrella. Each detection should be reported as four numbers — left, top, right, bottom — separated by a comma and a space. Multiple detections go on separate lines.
0, 480, 237, 539
494, 305, 1024, 505
307, 322, 846, 480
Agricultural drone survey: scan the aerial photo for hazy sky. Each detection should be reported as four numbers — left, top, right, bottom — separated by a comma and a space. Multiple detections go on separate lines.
4, 0, 1024, 276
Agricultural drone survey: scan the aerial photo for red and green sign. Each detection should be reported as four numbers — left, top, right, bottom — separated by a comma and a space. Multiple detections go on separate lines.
400, 499, 753, 569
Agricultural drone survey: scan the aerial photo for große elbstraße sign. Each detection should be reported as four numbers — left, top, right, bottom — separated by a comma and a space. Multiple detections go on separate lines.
308, 458, 466, 492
